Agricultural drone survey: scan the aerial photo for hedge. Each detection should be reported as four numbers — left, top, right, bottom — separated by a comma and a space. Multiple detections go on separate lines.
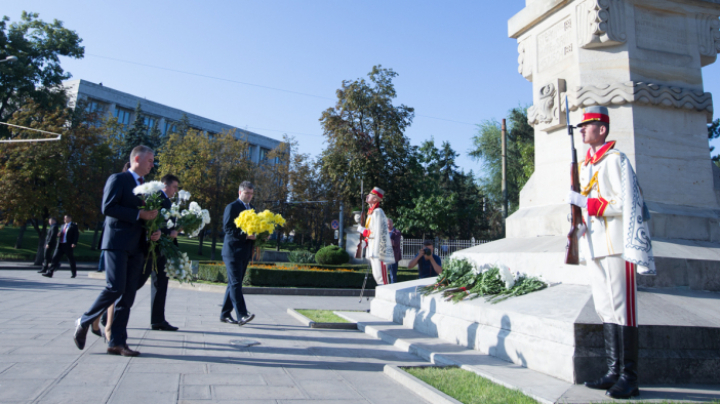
196, 262, 417, 288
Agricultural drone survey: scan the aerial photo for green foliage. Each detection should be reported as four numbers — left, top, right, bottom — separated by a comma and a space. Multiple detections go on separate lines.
0, 11, 84, 136
396, 194, 457, 238
288, 250, 316, 263
314, 245, 350, 265
403, 366, 540, 404
295, 309, 349, 323
470, 107, 534, 237
709, 118, 720, 163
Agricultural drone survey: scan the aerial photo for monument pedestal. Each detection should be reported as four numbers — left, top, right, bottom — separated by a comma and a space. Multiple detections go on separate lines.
371, 279, 720, 384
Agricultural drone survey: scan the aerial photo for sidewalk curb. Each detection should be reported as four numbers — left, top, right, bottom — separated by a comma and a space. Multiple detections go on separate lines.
383, 365, 462, 404
86, 271, 376, 297
286, 308, 357, 329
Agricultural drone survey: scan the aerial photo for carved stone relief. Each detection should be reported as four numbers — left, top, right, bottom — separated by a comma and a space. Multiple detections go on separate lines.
561, 82, 713, 123
697, 13, 720, 67
517, 38, 533, 82
528, 79, 566, 131
576, 0, 627, 49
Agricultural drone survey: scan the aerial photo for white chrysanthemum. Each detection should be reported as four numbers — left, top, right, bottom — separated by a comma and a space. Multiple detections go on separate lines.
166, 219, 174, 229
171, 203, 179, 211
133, 181, 164, 196
189, 201, 201, 213
498, 265, 515, 289
181, 210, 189, 216
202, 209, 211, 224
178, 190, 191, 201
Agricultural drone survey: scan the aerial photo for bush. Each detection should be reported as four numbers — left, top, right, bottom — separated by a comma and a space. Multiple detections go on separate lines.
288, 250, 315, 264
314, 245, 350, 265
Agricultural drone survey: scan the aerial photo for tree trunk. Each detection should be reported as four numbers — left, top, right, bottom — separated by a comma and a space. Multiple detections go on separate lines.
32, 219, 46, 265
91, 220, 102, 251
14, 221, 28, 249
197, 232, 204, 255
210, 228, 217, 261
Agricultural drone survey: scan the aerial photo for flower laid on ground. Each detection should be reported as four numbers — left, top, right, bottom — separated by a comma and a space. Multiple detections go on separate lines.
421, 257, 547, 304
133, 181, 166, 274
233, 209, 285, 247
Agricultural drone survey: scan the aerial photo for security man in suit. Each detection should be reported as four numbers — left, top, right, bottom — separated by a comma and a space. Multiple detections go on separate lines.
43, 215, 80, 278
38, 217, 58, 274
136, 174, 180, 331
73, 145, 161, 357
219, 181, 256, 326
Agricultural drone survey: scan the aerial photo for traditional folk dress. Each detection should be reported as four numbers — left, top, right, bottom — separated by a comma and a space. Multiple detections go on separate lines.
579, 140, 655, 327
361, 203, 395, 285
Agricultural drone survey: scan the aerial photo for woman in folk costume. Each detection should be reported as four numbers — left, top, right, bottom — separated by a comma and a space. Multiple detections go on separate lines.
359, 187, 396, 285
567, 106, 655, 400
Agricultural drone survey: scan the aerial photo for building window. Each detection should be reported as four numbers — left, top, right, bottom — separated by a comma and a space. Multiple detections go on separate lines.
246, 145, 255, 160
115, 107, 131, 126
87, 99, 105, 114
163, 121, 177, 136
259, 147, 271, 162
143, 116, 157, 132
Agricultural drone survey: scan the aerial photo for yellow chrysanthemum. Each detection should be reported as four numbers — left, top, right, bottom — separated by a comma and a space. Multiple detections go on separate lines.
234, 209, 285, 236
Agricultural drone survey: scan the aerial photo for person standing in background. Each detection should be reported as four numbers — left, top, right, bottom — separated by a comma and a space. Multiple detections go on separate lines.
38, 217, 58, 275
388, 218, 402, 284
43, 215, 79, 278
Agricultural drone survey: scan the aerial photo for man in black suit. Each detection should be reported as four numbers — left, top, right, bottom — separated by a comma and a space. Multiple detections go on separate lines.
38, 217, 58, 274
136, 174, 180, 332
43, 215, 79, 278
73, 145, 160, 357
220, 181, 256, 326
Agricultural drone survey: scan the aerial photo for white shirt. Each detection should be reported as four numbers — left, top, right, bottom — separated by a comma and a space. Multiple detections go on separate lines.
128, 169, 143, 186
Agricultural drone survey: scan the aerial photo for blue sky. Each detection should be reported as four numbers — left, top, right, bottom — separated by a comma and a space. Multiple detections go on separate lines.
5, 1, 720, 175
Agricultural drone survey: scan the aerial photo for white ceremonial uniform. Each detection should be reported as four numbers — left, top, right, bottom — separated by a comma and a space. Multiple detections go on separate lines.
579, 141, 648, 327
362, 205, 395, 285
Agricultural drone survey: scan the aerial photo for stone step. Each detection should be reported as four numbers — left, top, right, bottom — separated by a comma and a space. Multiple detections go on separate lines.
338, 310, 720, 404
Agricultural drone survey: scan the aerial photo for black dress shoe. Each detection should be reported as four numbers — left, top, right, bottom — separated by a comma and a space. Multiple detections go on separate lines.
151, 322, 179, 331
37, 268, 47, 274
220, 316, 238, 324
42, 271, 53, 278
107, 344, 140, 357
90, 326, 102, 337
71, 273, 76, 278
73, 318, 88, 350
239, 313, 255, 326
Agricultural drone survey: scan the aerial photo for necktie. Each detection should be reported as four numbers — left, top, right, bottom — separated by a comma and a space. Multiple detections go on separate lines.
139, 177, 145, 184
60, 224, 67, 242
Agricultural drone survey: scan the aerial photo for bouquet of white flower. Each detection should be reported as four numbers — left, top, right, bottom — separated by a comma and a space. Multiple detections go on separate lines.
133, 180, 166, 274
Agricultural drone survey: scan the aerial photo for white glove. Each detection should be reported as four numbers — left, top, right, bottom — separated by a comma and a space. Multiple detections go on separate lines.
567, 191, 587, 208
358, 226, 366, 234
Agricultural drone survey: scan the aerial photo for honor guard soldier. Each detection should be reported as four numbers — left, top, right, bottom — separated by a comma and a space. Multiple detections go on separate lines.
566, 106, 655, 400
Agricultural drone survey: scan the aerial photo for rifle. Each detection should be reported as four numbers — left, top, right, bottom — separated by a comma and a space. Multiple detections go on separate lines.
355, 180, 366, 259
565, 96, 582, 265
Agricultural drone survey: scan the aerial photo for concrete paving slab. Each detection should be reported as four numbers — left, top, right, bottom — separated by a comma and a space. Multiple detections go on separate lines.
0, 270, 433, 404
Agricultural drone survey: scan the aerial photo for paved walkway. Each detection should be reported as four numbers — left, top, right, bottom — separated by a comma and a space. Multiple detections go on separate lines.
0, 270, 431, 404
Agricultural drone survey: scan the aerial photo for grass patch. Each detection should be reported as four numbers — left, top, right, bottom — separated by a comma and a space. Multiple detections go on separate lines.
402, 366, 538, 404
296, 309, 350, 323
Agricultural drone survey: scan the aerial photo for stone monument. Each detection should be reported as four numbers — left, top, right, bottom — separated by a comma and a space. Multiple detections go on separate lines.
369, 0, 720, 385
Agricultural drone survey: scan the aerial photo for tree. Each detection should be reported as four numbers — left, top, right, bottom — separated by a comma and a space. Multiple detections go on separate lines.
120, 102, 150, 160
319, 65, 415, 218
0, 100, 112, 262
709, 118, 720, 165
0, 12, 84, 137
470, 107, 534, 216
158, 129, 251, 260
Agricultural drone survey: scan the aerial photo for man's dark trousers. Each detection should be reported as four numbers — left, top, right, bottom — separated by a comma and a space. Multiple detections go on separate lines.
137, 255, 170, 326
388, 263, 399, 284
50, 243, 77, 276
41, 224, 58, 271
221, 253, 250, 320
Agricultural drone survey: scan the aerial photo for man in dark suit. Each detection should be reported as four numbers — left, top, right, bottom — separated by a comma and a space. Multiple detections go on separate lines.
43, 215, 79, 278
136, 174, 180, 332
73, 145, 160, 357
220, 181, 256, 326
38, 217, 58, 274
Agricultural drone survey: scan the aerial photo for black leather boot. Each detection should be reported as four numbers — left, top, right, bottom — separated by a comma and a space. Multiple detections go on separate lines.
606, 326, 640, 399
585, 323, 620, 389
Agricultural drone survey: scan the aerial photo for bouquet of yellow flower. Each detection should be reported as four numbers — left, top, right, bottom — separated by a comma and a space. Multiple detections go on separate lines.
234, 209, 286, 246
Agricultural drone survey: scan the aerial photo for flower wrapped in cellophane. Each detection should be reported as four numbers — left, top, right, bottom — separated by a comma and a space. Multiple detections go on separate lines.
234, 209, 286, 246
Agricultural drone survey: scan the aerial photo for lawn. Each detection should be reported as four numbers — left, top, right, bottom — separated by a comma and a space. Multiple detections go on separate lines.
403, 366, 538, 404
296, 309, 350, 323
0, 225, 224, 262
